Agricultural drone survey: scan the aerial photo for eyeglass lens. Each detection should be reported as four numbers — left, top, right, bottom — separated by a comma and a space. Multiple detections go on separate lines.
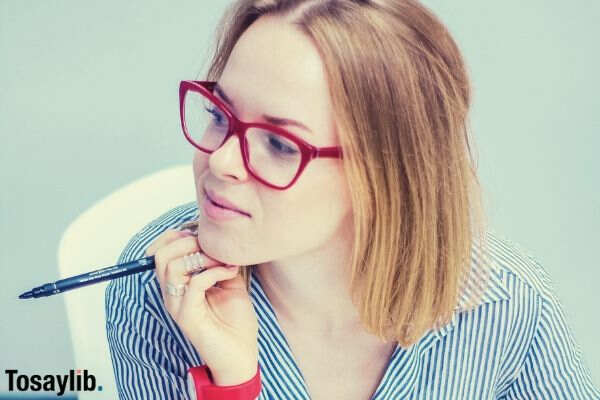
183, 90, 302, 187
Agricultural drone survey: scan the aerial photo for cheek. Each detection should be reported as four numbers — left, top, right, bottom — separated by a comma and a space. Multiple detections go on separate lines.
263, 180, 348, 230
258, 189, 350, 255
256, 190, 302, 230
192, 152, 211, 200
193, 151, 209, 175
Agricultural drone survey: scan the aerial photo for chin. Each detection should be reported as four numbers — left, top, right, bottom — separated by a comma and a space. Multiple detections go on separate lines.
195, 226, 233, 263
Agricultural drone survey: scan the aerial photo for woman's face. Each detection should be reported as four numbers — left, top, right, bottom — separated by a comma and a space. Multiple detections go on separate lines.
194, 15, 352, 266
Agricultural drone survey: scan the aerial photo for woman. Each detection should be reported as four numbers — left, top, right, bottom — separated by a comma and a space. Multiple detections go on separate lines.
105, 0, 600, 399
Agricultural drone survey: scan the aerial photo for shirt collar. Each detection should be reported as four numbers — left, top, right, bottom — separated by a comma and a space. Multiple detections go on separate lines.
432, 256, 512, 340
371, 254, 513, 397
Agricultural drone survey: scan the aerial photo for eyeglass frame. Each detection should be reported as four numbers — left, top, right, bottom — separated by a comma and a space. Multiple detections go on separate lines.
179, 80, 344, 190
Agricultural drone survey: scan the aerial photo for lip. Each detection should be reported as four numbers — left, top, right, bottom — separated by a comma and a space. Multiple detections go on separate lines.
204, 188, 251, 217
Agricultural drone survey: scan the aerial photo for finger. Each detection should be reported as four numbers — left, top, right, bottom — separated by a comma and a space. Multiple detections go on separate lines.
145, 229, 191, 257
154, 236, 217, 287
216, 266, 247, 291
180, 266, 241, 311
161, 256, 196, 317
159, 245, 224, 316
153, 234, 201, 316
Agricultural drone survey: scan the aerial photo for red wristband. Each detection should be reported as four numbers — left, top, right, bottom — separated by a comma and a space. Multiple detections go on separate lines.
186, 364, 261, 400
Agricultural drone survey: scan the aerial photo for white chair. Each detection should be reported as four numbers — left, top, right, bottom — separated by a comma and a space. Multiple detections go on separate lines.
57, 164, 196, 400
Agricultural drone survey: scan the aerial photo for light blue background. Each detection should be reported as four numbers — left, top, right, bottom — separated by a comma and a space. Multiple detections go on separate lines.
1, 0, 598, 395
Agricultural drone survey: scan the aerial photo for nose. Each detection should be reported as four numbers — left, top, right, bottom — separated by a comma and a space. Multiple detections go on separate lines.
207, 133, 249, 184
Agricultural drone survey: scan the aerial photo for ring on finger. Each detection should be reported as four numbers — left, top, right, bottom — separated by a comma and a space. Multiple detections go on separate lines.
165, 282, 186, 297
184, 251, 207, 275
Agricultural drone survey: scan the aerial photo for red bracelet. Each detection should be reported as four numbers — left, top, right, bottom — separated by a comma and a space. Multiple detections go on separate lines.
186, 364, 261, 400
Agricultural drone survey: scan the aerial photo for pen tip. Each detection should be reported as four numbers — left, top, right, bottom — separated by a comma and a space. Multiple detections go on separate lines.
19, 291, 33, 299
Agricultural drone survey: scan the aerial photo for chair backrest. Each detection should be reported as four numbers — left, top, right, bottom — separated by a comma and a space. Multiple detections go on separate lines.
57, 164, 195, 400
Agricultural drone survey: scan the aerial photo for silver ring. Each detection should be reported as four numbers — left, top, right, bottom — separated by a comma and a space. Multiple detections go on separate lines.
184, 252, 207, 275
165, 282, 186, 297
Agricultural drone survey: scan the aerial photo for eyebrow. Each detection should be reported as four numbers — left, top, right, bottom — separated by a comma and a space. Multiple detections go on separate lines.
213, 82, 312, 134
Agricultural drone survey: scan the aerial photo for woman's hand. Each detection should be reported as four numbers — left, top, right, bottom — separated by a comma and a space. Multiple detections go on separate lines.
145, 228, 259, 385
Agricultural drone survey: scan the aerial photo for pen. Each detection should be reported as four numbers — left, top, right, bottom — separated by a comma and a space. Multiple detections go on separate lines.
18, 256, 157, 299
18, 219, 200, 300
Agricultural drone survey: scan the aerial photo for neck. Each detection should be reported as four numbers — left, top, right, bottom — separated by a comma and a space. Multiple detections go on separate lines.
255, 222, 362, 337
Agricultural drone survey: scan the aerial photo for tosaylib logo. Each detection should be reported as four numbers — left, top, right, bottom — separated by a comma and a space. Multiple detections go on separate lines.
5, 369, 103, 396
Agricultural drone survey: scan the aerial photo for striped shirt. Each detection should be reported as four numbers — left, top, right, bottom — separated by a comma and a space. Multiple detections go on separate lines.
105, 201, 600, 399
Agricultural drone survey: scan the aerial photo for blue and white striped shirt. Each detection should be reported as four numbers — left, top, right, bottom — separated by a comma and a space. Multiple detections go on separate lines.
105, 201, 600, 399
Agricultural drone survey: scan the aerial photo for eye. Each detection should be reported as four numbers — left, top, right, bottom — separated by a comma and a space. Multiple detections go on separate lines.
268, 134, 298, 155
205, 106, 227, 127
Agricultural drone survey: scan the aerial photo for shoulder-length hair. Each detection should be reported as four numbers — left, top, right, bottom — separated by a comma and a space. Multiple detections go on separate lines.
202, 0, 491, 348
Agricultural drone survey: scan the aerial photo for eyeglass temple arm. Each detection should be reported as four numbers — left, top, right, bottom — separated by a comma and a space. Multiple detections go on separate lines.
314, 147, 343, 159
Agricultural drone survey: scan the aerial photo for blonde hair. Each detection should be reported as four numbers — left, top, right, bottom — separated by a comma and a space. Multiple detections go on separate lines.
200, 0, 492, 348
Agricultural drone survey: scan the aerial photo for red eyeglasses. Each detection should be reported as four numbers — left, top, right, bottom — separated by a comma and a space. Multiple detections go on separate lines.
179, 80, 343, 190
